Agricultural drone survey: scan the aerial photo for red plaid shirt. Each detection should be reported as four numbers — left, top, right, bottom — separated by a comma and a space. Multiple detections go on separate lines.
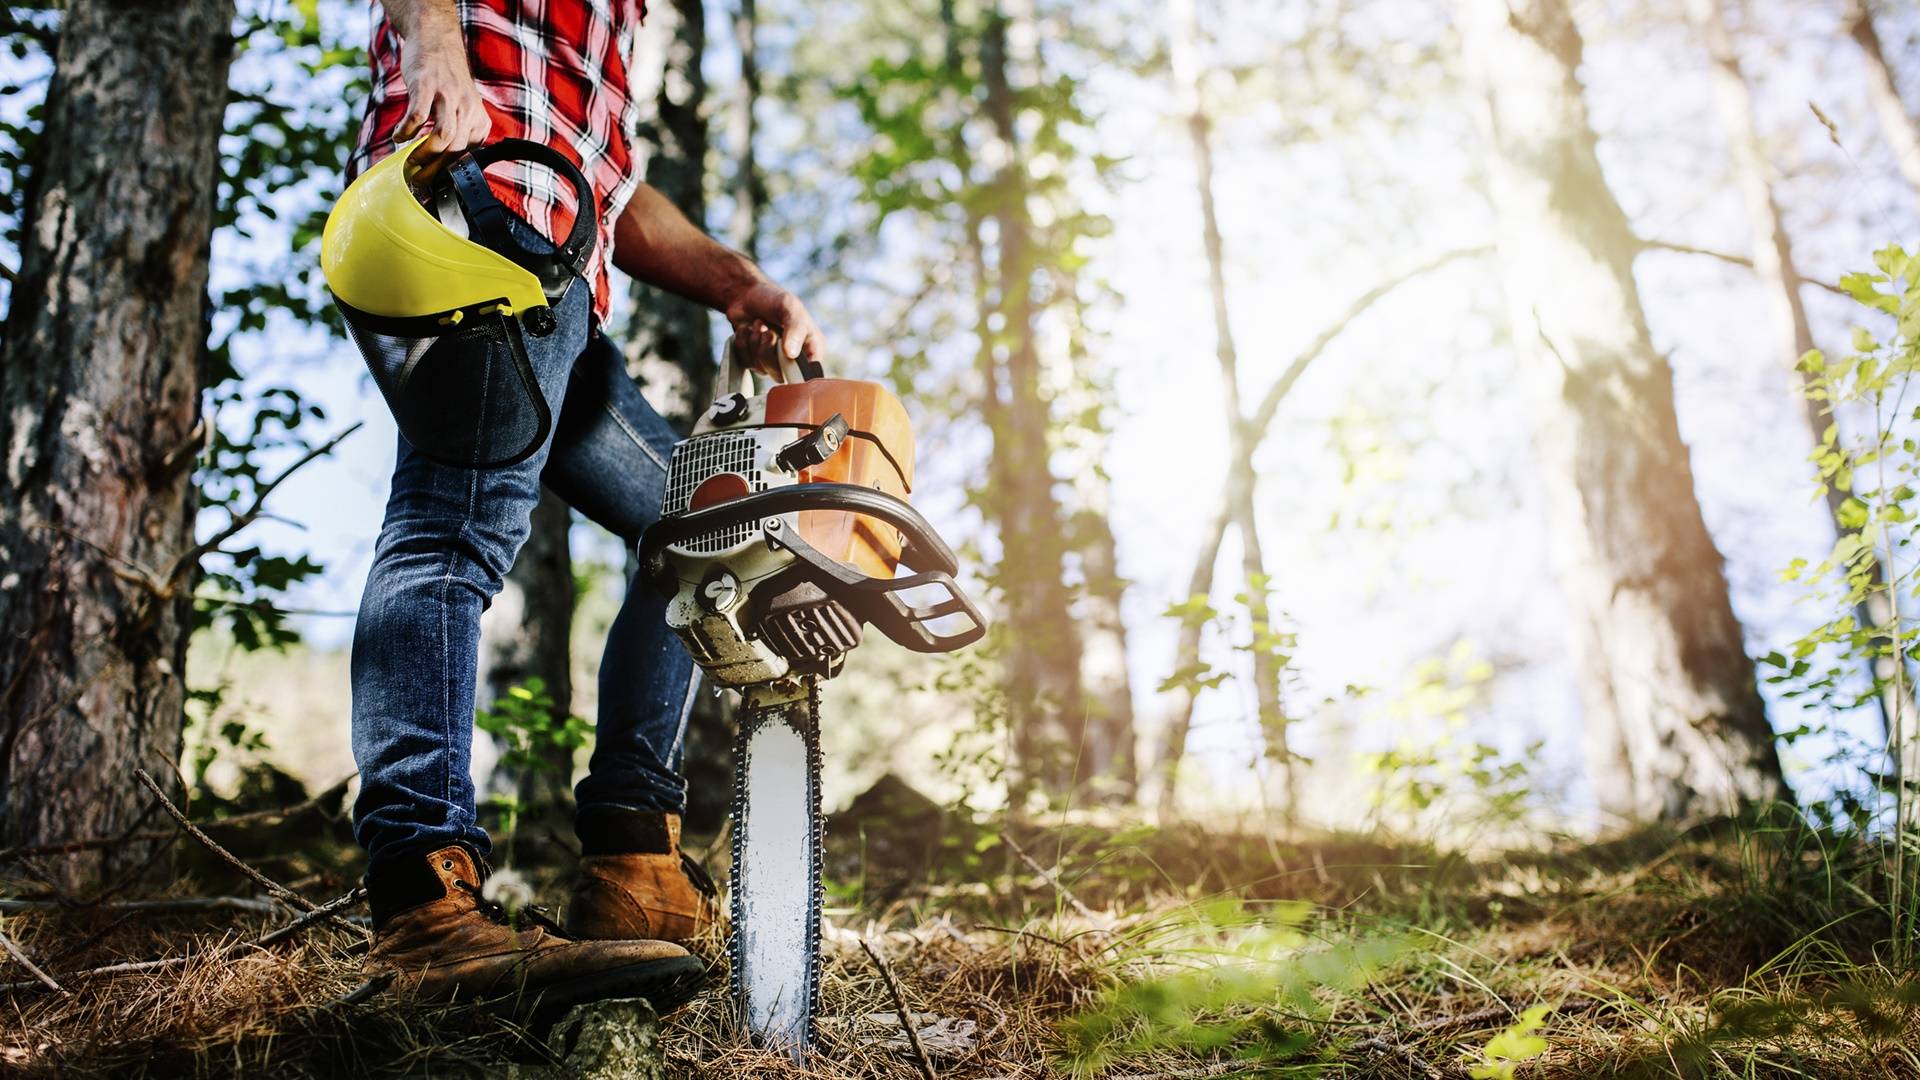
348, 0, 651, 323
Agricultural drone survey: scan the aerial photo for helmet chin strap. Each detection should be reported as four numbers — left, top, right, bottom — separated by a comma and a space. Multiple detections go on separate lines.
442, 139, 599, 300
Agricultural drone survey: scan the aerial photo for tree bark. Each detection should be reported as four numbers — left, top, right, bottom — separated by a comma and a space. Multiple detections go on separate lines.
1070, 483, 1140, 802
728, 0, 763, 261
0, 0, 236, 890
628, 0, 716, 424
1692, 0, 1920, 799
1464, 0, 1787, 822
476, 490, 575, 849
980, 6, 1090, 808
1846, 0, 1920, 197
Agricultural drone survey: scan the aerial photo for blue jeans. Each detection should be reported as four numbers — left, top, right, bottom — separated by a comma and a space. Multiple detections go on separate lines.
349, 278, 697, 872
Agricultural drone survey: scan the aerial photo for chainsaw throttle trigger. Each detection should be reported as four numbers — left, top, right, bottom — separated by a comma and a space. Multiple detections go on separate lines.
775, 414, 850, 473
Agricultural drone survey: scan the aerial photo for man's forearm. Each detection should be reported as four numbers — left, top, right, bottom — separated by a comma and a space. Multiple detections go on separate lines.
381, 0, 460, 43
612, 182, 765, 312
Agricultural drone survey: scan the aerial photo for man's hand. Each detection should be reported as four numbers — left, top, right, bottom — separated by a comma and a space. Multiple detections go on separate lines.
386, 0, 492, 155
724, 281, 827, 383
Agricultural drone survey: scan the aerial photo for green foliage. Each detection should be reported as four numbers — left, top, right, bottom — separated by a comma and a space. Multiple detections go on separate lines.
1060, 899, 1402, 1075
476, 678, 591, 849
193, 1, 367, 650
1465, 1004, 1552, 1079
1360, 641, 1536, 839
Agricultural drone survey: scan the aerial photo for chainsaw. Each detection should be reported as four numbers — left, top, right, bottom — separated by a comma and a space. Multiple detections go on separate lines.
637, 343, 986, 1058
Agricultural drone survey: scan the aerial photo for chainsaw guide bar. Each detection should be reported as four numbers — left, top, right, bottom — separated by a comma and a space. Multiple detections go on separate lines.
642, 353, 984, 1062
728, 680, 824, 1058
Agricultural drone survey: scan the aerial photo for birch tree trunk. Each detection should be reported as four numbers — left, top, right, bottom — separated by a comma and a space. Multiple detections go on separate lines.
1153, 0, 1292, 817
1691, 0, 1920, 796
1463, 0, 1787, 822
0, 0, 235, 889
1845, 0, 1920, 197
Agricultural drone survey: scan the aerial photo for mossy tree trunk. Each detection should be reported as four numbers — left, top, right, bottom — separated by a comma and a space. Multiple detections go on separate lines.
0, 0, 236, 889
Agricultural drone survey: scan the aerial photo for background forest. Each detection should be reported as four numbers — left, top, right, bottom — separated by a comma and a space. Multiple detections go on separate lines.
3, 0, 1920, 1076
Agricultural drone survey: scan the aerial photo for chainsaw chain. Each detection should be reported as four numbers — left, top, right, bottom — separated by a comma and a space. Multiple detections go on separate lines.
727, 679, 824, 1053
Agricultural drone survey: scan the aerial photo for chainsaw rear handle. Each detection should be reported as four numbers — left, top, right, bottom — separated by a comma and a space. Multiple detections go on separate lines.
719, 334, 827, 395
638, 483, 987, 653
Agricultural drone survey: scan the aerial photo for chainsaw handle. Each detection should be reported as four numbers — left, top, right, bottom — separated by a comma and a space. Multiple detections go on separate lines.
639, 483, 985, 654
639, 482, 960, 577
720, 335, 826, 395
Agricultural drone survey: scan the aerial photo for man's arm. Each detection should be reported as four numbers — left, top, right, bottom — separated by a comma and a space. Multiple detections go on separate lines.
613, 182, 826, 377
381, 0, 492, 155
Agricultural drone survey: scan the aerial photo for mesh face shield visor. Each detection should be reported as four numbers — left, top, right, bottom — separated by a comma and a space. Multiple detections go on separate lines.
324, 139, 598, 470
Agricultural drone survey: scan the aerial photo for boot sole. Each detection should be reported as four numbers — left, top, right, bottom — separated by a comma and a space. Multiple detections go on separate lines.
503, 954, 710, 1030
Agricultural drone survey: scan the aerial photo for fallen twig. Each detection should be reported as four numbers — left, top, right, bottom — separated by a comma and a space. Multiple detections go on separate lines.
0, 896, 281, 916
1000, 832, 1098, 922
0, 926, 63, 993
0, 772, 355, 864
860, 938, 937, 1080
134, 769, 366, 940
0, 887, 363, 994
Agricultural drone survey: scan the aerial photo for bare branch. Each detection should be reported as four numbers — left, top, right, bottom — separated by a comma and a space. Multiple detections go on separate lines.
1640, 238, 1847, 298
1246, 246, 1492, 444
0, 896, 280, 916
133, 770, 366, 940
1, 772, 354, 865
162, 421, 363, 588
0, 888, 364, 994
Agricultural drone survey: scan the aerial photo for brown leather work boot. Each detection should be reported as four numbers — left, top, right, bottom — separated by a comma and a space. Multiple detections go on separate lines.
364, 844, 705, 1015
565, 807, 719, 945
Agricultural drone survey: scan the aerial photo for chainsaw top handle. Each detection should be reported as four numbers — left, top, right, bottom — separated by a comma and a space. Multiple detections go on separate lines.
638, 482, 987, 654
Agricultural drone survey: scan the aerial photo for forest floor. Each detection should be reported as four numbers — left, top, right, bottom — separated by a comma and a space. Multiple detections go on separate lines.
1, 775, 1915, 1078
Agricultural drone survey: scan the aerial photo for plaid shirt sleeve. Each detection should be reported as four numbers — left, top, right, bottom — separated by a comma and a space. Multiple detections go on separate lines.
347, 0, 651, 325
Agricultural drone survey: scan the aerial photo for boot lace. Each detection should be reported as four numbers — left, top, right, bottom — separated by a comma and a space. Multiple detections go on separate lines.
453, 878, 569, 936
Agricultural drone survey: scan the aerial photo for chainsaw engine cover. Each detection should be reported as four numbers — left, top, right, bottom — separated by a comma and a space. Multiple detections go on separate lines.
655, 378, 915, 686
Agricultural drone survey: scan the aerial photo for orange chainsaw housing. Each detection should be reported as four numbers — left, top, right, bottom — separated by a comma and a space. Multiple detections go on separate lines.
764, 379, 915, 581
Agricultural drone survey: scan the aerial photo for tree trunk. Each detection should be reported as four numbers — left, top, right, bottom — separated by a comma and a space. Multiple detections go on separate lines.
1159, 0, 1291, 817
476, 490, 575, 853
1846, 0, 1920, 197
0, 0, 235, 890
728, 0, 763, 261
628, 0, 716, 423
1153, 499, 1229, 817
1692, 0, 1920, 798
628, 0, 729, 834
1463, 0, 1787, 822
980, 6, 1089, 808
1070, 487, 1140, 802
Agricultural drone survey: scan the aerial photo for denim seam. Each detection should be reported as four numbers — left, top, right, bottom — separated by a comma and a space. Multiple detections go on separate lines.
441, 464, 482, 838
601, 399, 670, 477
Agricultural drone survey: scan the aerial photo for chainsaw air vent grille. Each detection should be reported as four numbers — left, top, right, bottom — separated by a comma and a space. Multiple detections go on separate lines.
664, 431, 768, 553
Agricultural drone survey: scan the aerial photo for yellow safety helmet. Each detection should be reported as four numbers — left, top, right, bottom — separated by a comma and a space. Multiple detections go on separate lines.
323, 136, 598, 469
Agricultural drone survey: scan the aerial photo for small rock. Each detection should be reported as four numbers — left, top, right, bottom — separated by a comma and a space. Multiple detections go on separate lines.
505, 997, 666, 1080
